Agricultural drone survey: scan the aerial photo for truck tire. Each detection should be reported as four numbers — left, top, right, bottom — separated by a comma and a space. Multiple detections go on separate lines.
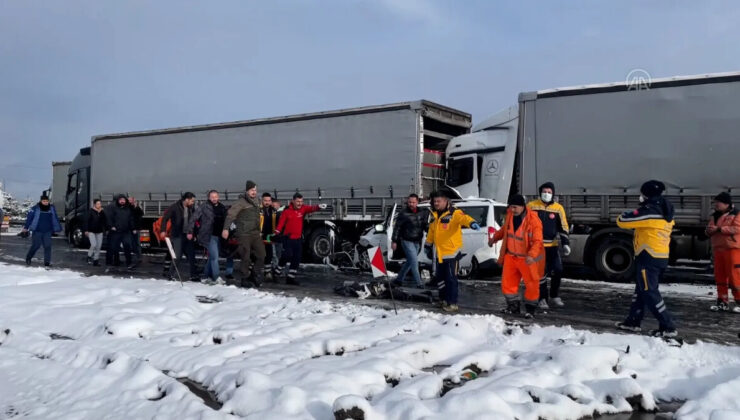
594, 236, 635, 282
68, 223, 88, 249
308, 227, 334, 263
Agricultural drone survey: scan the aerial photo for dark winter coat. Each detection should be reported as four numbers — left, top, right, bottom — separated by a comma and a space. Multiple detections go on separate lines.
85, 209, 107, 234
188, 201, 227, 247
107, 196, 135, 233
261, 206, 279, 239
24, 203, 62, 233
392, 206, 429, 243
129, 205, 144, 230
223, 195, 261, 237
161, 200, 194, 239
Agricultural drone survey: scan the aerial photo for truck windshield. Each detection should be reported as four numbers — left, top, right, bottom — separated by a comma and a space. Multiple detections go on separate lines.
446, 157, 474, 187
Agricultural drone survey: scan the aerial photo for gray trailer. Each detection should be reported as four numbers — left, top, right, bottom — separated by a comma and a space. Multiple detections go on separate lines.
66, 100, 471, 259
447, 72, 740, 280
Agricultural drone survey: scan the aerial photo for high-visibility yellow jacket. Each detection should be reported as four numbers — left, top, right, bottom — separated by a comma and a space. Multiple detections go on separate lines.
617, 199, 675, 259
527, 199, 569, 247
425, 206, 476, 263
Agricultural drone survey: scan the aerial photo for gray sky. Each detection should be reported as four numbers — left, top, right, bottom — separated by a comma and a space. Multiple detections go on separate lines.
1, 0, 738, 198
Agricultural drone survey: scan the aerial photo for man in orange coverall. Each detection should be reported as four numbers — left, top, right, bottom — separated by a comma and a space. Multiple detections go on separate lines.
489, 194, 545, 318
706, 192, 740, 312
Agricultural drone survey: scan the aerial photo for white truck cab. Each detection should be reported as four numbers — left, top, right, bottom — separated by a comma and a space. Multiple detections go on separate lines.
445, 105, 519, 204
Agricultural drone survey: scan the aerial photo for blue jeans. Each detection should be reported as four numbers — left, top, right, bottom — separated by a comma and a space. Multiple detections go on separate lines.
27, 231, 52, 264
397, 240, 422, 287
225, 257, 234, 275
202, 235, 221, 280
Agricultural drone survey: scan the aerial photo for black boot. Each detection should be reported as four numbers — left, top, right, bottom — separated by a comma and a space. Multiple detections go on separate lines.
25, 257, 31, 266
87, 256, 93, 265
524, 303, 537, 319
93, 259, 100, 267
501, 300, 520, 315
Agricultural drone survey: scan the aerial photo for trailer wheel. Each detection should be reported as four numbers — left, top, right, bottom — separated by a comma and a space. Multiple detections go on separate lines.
308, 227, 334, 263
594, 236, 634, 282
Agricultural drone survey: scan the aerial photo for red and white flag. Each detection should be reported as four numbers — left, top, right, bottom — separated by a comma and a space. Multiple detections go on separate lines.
368, 246, 387, 278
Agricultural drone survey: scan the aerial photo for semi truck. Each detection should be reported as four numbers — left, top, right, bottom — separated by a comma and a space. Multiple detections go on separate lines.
64, 100, 471, 260
445, 72, 740, 281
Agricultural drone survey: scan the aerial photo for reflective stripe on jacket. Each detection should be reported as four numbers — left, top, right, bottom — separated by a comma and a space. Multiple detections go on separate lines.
425, 206, 475, 263
527, 199, 569, 247
617, 201, 674, 259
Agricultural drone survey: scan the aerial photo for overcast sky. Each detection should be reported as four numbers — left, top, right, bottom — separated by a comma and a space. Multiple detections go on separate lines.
1, 0, 738, 198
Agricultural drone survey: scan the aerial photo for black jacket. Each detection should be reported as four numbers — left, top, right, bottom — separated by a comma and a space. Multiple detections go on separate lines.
107, 196, 134, 233
129, 205, 144, 230
161, 200, 193, 239
392, 206, 429, 243
85, 209, 107, 234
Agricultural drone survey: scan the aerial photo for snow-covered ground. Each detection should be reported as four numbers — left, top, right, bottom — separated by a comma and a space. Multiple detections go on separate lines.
1, 263, 739, 420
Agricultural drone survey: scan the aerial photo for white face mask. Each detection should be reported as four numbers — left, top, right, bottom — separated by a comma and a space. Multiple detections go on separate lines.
541, 192, 553, 203
639, 194, 646, 203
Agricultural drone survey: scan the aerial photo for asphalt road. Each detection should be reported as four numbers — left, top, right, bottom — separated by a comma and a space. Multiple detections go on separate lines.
1, 234, 738, 345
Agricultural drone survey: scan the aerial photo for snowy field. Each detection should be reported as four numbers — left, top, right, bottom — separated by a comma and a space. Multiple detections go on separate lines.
1, 263, 739, 419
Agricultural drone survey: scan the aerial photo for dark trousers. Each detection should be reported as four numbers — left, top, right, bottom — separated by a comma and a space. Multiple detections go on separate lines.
164, 236, 196, 277
107, 231, 132, 266
237, 234, 265, 280
435, 258, 459, 305
279, 238, 302, 279
540, 246, 563, 300
624, 252, 676, 331
130, 232, 141, 262
264, 240, 274, 274
26, 231, 52, 264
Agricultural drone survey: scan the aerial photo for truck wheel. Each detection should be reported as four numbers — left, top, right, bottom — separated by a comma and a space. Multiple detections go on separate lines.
458, 258, 479, 280
68, 224, 86, 248
594, 237, 634, 282
308, 227, 334, 263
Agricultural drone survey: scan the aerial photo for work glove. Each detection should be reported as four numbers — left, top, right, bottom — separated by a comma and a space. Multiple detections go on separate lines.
424, 244, 433, 260
470, 222, 481, 231
563, 245, 571, 257
318, 203, 328, 210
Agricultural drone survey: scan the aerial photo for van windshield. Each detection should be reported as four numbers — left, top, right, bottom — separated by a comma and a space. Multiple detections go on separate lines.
446, 157, 474, 187
460, 206, 488, 227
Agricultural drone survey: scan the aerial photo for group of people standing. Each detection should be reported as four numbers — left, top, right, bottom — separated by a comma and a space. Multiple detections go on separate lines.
156, 180, 326, 286
393, 180, 738, 339
18, 177, 739, 340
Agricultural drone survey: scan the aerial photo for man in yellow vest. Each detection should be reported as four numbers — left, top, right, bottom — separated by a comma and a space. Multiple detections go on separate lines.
527, 182, 570, 309
424, 189, 480, 313
615, 180, 677, 338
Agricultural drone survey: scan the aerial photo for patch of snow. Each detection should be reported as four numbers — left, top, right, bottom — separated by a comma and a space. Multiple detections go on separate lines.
0, 263, 738, 419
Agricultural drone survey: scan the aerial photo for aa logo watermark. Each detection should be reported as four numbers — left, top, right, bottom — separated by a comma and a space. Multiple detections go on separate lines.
626, 69, 651, 91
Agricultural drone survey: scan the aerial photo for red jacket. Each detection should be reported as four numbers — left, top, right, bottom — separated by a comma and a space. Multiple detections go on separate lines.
276, 204, 319, 239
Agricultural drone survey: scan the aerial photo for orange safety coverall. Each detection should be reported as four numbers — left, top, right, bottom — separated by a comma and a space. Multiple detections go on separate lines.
492, 208, 545, 304
707, 208, 740, 303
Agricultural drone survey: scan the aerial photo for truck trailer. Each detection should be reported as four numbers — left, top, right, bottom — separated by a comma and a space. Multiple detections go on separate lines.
64, 100, 471, 261
445, 72, 740, 281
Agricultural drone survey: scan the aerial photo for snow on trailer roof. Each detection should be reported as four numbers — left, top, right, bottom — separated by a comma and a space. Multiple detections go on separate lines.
91, 100, 471, 142
530, 70, 740, 99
